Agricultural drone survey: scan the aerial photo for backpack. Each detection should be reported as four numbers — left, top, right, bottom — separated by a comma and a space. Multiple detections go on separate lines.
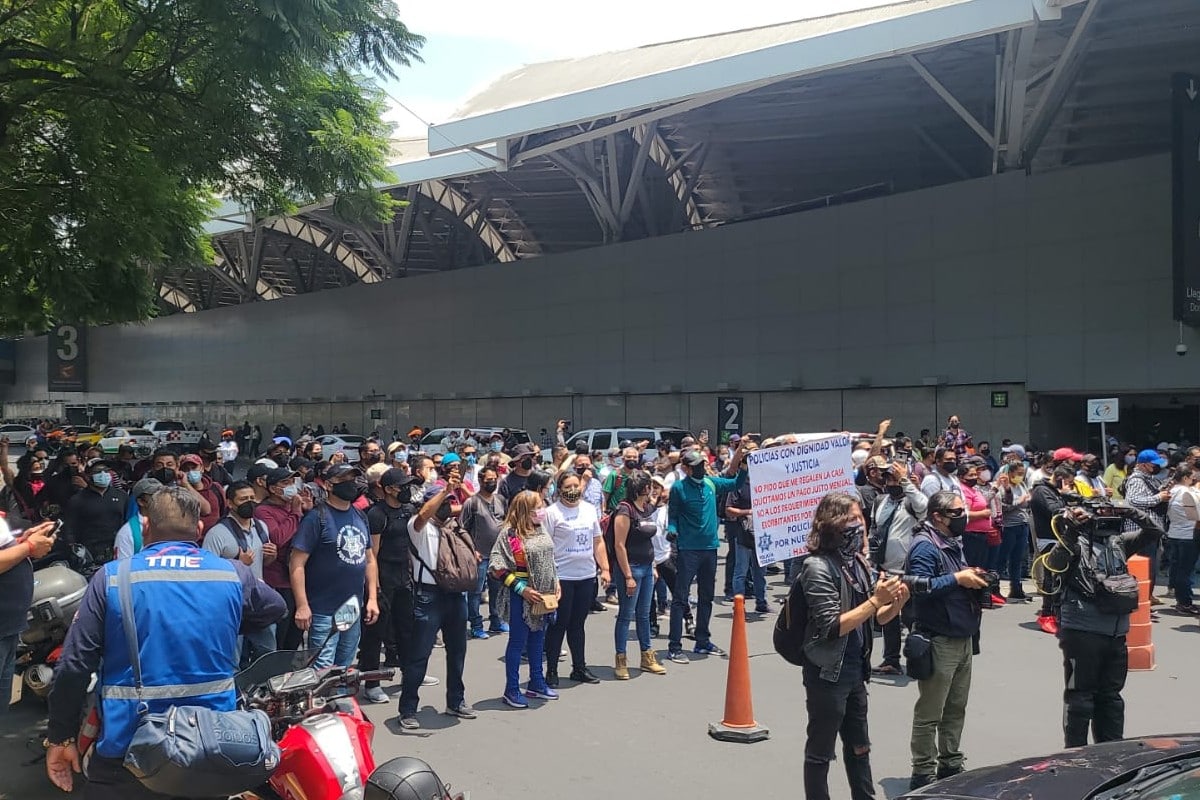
1069, 533, 1139, 615
773, 554, 815, 666
409, 516, 478, 593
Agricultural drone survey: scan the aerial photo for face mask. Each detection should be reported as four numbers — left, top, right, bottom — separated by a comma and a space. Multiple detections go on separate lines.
1084, 464, 1100, 476
362, 452, 380, 465
281, 483, 300, 500
560, 487, 582, 503
518, 458, 533, 471
91, 471, 112, 489
574, 466, 588, 476
465, 454, 477, 466
331, 481, 362, 502
980, 448, 989, 455
945, 515, 968, 538
533, 508, 547, 525
624, 459, 640, 470
236, 501, 256, 519
838, 524, 864, 560
950, 421, 960, 429
187, 470, 203, 484
481, 480, 498, 493
435, 503, 453, 522
1124, 455, 1136, 466
491, 442, 503, 452
886, 485, 904, 500
941, 461, 957, 474
962, 477, 977, 487
689, 465, 706, 480
153, 467, 177, 486
979, 470, 992, 482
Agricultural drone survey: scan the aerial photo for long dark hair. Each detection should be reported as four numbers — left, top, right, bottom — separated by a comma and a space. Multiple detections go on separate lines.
807, 492, 862, 553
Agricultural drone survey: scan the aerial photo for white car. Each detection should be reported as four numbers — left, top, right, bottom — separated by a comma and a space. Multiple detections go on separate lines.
0, 423, 38, 444
98, 428, 161, 455
318, 434, 366, 463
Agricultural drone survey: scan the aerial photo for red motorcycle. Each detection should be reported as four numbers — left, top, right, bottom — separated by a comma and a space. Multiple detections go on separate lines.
233, 604, 466, 800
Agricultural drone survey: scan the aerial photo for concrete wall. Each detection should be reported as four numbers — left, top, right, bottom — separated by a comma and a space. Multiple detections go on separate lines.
3, 154, 1195, 447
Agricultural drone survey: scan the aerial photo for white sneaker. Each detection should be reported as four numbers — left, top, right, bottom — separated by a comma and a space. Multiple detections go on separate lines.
362, 686, 389, 704
422, 675, 440, 687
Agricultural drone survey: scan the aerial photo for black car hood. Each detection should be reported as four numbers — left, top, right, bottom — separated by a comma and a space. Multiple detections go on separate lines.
899, 735, 1200, 800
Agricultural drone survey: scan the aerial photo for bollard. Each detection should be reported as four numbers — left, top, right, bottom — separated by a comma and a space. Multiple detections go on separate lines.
1126, 555, 1155, 671
708, 595, 769, 743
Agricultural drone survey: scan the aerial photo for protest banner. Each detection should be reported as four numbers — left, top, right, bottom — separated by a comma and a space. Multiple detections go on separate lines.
746, 434, 854, 566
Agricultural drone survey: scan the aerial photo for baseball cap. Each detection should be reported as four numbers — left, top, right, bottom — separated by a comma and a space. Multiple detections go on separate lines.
324, 463, 363, 481
85, 458, 108, 471
851, 450, 869, 468
179, 453, 203, 468
441, 452, 462, 466
271, 436, 292, 448
131, 477, 164, 499
246, 463, 273, 483
681, 450, 706, 468
864, 455, 889, 471
1157, 442, 1170, 453
1001, 443, 1027, 459
1137, 449, 1168, 468
197, 438, 217, 454
365, 462, 389, 483
265, 467, 298, 485
1051, 447, 1084, 463
408, 427, 423, 438
289, 456, 314, 473
381, 468, 418, 489
728, 434, 741, 445
509, 443, 536, 460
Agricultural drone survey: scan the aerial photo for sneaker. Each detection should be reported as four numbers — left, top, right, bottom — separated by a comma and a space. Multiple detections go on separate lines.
422, 675, 440, 687
590, 600, 607, 613
446, 702, 477, 719
569, 666, 601, 684
1036, 614, 1059, 635
909, 774, 935, 790
502, 691, 529, 709
1009, 588, 1028, 600
398, 716, 420, 730
362, 686, 389, 704
1173, 603, 1199, 614
525, 685, 559, 700
546, 669, 559, 688
684, 619, 696, 638
469, 629, 490, 640
604, 594, 620, 607
1149, 595, 1164, 607
755, 605, 771, 614
434, 633, 445, 648
990, 593, 1007, 607
936, 765, 964, 780
667, 649, 689, 664
488, 622, 510, 634
693, 641, 727, 657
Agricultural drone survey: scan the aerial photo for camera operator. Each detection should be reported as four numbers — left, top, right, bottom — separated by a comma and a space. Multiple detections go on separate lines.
869, 458, 927, 676
1030, 465, 1077, 634
1033, 500, 1163, 747
904, 491, 990, 791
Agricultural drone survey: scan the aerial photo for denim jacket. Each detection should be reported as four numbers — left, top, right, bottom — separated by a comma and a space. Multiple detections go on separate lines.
799, 552, 868, 683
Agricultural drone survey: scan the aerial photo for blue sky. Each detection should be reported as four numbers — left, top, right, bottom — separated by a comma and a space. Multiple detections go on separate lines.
381, 0, 896, 137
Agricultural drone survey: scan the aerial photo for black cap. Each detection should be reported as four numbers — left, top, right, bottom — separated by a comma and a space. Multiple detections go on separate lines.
380, 467, 418, 489
265, 467, 298, 486
246, 463, 273, 483
289, 456, 315, 472
509, 443, 536, 460
324, 463, 363, 481
681, 450, 707, 468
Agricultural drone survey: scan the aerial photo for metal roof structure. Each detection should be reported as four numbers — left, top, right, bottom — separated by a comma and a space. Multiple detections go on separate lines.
156, 0, 1200, 314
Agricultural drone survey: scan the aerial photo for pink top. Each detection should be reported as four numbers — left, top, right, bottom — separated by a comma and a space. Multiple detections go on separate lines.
961, 483, 992, 534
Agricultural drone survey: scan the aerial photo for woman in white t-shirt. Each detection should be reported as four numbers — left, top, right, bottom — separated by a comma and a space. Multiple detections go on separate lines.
1166, 465, 1200, 612
541, 472, 611, 687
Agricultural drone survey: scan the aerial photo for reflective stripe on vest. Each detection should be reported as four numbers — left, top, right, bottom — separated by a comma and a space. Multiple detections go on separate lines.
96, 543, 242, 759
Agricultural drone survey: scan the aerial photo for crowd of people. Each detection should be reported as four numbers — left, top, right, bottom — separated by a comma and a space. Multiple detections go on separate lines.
2, 411, 1197, 799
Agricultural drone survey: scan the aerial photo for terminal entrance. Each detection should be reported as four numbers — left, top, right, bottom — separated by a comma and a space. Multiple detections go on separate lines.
1033, 393, 1200, 455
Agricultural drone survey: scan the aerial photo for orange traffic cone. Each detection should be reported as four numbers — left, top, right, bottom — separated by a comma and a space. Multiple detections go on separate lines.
1126, 555, 1155, 671
709, 595, 769, 743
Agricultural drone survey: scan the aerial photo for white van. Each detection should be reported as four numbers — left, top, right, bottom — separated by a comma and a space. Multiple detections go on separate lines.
563, 427, 692, 455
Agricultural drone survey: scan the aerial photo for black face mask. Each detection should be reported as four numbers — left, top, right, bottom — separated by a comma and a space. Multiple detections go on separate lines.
941, 461, 957, 474
574, 466, 588, 475
331, 481, 362, 502
689, 465, 707, 480
624, 459, 640, 470
435, 504, 453, 522
962, 477, 978, 487
152, 467, 177, 486
517, 458, 533, 471
886, 485, 904, 499
361, 452, 380, 465
481, 480, 498, 493
945, 515, 968, 537
235, 501, 256, 519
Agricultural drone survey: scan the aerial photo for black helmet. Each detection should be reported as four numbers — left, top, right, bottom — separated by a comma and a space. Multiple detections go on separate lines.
365, 757, 449, 800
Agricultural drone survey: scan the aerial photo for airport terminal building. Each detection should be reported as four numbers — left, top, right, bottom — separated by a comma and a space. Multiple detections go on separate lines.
3, 0, 1198, 451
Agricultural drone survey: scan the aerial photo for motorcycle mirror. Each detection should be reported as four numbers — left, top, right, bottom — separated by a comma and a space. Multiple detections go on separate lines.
333, 596, 360, 633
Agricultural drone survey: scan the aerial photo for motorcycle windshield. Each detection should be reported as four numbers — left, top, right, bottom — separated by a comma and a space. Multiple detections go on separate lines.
235, 649, 321, 693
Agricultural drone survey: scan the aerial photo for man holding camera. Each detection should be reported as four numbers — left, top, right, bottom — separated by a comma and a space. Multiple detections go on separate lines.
905, 491, 990, 790
1034, 501, 1163, 747
869, 458, 927, 675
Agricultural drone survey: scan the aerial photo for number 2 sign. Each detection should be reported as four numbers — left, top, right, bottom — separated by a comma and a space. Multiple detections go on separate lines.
48, 324, 88, 392
718, 396, 744, 445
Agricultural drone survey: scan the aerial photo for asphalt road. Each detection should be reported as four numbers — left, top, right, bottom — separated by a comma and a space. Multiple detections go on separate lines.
4, 570, 1198, 800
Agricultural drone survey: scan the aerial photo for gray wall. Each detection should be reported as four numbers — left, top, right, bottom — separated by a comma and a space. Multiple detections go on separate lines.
4, 153, 1195, 446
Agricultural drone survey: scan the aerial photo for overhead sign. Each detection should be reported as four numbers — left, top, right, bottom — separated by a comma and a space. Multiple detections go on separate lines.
717, 396, 743, 444
1086, 398, 1119, 424
48, 324, 87, 392
746, 434, 853, 567
1172, 72, 1200, 326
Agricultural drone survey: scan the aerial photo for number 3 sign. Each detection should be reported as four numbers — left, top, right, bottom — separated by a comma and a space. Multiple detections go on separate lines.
48, 324, 88, 392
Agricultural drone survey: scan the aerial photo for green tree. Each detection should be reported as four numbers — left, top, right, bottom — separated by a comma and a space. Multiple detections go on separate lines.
0, 0, 422, 333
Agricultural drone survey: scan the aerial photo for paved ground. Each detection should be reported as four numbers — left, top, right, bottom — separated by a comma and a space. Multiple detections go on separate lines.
4, 569, 1198, 800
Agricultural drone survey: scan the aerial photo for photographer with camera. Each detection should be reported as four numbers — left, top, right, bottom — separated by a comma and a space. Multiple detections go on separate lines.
868, 457, 927, 676
904, 491, 990, 791
1033, 499, 1163, 747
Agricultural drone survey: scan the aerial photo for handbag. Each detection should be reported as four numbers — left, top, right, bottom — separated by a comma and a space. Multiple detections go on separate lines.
903, 630, 935, 681
116, 559, 280, 798
531, 593, 559, 616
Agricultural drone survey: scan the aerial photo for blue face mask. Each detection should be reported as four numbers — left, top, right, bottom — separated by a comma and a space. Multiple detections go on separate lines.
491, 441, 503, 453
1124, 455, 1136, 466
465, 454, 477, 466
282, 483, 300, 500
187, 470, 203, 484
91, 471, 112, 489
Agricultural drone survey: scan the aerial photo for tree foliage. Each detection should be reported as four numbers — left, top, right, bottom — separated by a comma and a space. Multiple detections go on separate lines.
0, 0, 423, 333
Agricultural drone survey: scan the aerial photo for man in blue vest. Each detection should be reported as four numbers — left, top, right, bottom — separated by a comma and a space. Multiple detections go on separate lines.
44, 486, 285, 797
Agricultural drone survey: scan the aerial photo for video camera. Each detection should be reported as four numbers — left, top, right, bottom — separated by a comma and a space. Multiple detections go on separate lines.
1059, 493, 1128, 535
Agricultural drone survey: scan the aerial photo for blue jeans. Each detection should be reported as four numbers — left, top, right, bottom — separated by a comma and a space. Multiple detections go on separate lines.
308, 615, 361, 669
240, 624, 277, 668
504, 591, 547, 694
468, 560, 501, 632
614, 562, 655, 654
400, 585, 467, 716
669, 549, 717, 651
1169, 539, 1200, 606
0, 634, 17, 716
654, 572, 669, 611
732, 541, 766, 607
998, 524, 1030, 590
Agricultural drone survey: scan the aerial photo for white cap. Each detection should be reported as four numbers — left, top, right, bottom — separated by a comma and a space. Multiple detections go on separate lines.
851, 450, 869, 467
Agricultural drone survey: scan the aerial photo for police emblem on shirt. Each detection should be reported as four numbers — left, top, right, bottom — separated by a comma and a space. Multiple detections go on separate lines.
337, 525, 368, 566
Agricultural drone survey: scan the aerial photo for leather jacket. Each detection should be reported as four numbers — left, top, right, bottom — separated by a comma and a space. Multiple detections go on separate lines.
799, 552, 870, 683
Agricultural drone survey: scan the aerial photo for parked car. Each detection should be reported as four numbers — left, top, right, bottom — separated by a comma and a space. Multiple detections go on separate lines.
0, 423, 37, 444
898, 733, 1200, 800
419, 427, 531, 456
97, 428, 160, 456
73, 425, 106, 449
144, 420, 204, 453
318, 433, 366, 463
564, 427, 692, 456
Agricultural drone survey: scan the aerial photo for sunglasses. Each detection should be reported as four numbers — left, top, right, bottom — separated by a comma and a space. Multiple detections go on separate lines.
941, 508, 966, 518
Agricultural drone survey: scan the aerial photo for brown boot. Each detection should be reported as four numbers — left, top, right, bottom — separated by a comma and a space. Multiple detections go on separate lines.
640, 649, 666, 675
614, 653, 630, 680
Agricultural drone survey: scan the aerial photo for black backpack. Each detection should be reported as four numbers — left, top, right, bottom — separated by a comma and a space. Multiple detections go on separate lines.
773, 554, 814, 666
